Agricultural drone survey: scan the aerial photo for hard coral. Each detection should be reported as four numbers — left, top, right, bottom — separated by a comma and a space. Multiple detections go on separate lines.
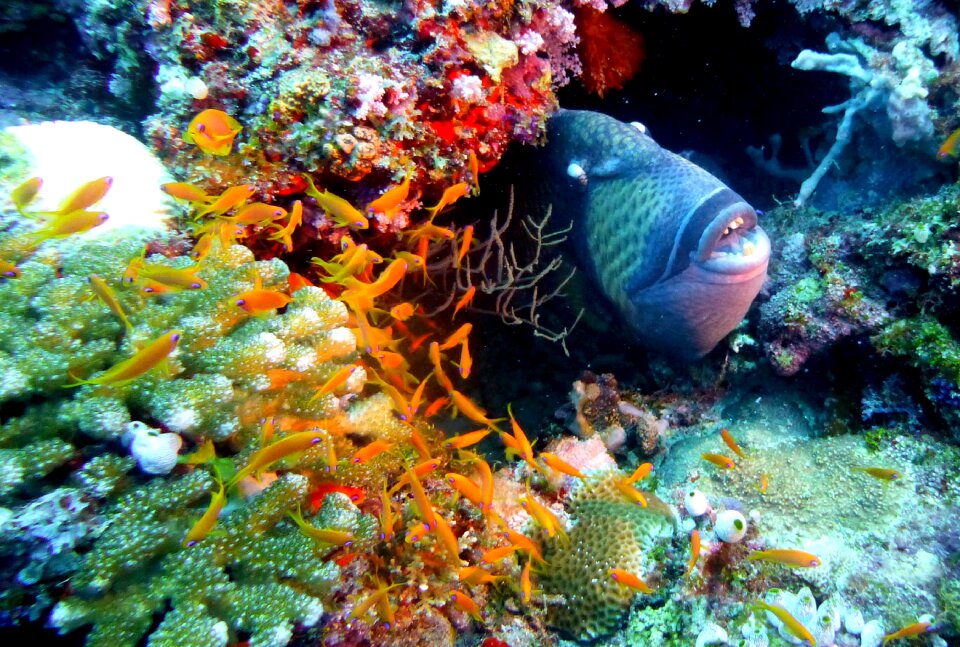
541, 472, 675, 640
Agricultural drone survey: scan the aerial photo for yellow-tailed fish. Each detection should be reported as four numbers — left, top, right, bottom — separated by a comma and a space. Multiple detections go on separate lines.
448, 590, 483, 621
88, 274, 133, 331
753, 600, 815, 646
302, 174, 368, 229
883, 620, 935, 644
938, 126, 960, 159
25, 210, 109, 247
183, 475, 227, 547
854, 466, 902, 481
227, 431, 325, 487
747, 549, 821, 568
11, 176, 42, 213
268, 199, 302, 251
57, 177, 112, 214
288, 505, 354, 546
179, 438, 216, 465
65, 330, 181, 387
138, 263, 207, 290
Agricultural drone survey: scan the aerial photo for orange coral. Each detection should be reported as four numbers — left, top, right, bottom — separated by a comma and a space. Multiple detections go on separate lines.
574, 7, 645, 97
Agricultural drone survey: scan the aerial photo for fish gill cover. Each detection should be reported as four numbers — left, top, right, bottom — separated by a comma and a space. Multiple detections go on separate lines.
0, 0, 959, 646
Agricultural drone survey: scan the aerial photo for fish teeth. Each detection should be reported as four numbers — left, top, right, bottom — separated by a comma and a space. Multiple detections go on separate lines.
742, 241, 755, 256
723, 227, 730, 236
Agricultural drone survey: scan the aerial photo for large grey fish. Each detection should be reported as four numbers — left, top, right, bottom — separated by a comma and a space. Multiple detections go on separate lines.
539, 109, 770, 361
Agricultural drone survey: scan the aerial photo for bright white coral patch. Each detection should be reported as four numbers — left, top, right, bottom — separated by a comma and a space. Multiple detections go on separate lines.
4, 121, 173, 233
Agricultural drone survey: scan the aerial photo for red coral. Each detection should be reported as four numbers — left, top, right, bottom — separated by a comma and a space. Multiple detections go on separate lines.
574, 7, 645, 97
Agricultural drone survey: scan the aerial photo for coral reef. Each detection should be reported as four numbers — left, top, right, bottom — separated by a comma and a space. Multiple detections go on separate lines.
540, 473, 676, 640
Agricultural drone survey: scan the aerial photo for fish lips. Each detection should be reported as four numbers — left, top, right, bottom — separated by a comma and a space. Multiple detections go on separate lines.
695, 202, 770, 281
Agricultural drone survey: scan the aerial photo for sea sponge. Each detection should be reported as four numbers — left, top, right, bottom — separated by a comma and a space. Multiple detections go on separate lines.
541, 473, 676, 640
714, 510, 747, 543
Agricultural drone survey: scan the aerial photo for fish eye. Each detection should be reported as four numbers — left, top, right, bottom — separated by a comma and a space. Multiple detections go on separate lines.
235, 299, 246, 306
190, 282, 202, 289
170, 333, 181, 342
344, 540, 353, 547
143, 287, 155, 293
197, 123, 206, 133
186, 540, 197, 547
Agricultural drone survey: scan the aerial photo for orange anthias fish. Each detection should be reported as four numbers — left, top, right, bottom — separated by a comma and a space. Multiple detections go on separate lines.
701, 453, 736, 469
686, 529, 700, 576
444, 428, 491, 450
937, 126, 960, 159
197, 184, 256, 217
455, 224, 474, 268
184, 108, 243, 156
452, 285, 476, 318
720, 427, 747, 459
438, 323, 472, 351
57, 176, 113, 214
426, 182, 471, 219
539, 452, 586, 480
351, 440, 392, 464
626, 462, 653, 484
161, 181, 212, 204
65, 329, 181, 387
854, 466, 902, 481
367, 174, 410, 217
445, 472, 484, 506
0, 259, 21, 279
613, 477, 647, 507
234, 276, 292, 315
608, 568, 654, 594
747, 549, 821, 568
451, 389, 505, 431
449, 590, 483, 622
883, 620, 936, 644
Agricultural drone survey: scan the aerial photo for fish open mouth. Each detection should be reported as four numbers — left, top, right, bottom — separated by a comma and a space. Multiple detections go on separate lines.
696, 202, 771, 277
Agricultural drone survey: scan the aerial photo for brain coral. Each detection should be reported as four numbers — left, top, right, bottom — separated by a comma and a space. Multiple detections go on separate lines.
541, 474, 676, 640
